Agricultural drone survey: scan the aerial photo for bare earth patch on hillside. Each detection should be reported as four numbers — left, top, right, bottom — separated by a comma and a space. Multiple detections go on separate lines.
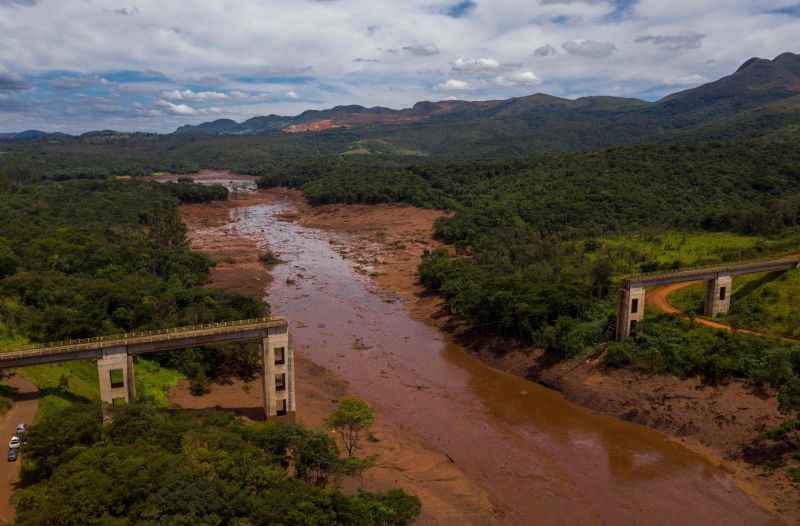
295, 199, 800, 524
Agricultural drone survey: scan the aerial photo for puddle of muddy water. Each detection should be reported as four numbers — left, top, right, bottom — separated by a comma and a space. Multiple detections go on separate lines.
201, 197, 779, 526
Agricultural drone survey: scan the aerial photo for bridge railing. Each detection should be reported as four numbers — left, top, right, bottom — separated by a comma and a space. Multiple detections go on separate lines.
624, 253, 800, 284
0, 317, 283, 357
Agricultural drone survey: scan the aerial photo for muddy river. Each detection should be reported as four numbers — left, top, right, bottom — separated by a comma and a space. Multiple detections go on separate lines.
201, 183, 778, 525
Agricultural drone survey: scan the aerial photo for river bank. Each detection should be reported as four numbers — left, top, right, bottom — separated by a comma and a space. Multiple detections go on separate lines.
170, 179, 785, 525
293, 195, 798, 523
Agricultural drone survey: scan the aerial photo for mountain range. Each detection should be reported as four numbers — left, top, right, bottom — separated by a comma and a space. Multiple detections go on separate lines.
3, 52, 800, 157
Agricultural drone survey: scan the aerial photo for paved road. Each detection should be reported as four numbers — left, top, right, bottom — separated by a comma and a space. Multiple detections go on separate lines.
0, 374, 39, 523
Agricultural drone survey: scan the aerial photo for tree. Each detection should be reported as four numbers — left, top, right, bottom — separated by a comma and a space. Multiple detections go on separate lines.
326, 398, 375, 458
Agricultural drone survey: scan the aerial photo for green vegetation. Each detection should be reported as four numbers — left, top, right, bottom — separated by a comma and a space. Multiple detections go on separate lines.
0, 179, 264, 391
0, 381, 13, 415
326, 398, 376, 458
12, 402, 420, 526
254, 138, 800, 389
597, 231, 800, 275
670, 268, 800, 338
604, 315, 800, 385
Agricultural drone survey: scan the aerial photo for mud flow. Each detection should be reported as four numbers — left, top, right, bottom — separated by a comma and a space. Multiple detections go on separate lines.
192, 189, 780, 525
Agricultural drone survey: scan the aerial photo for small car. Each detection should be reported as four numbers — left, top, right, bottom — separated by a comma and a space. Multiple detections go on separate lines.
16, 423, 27, 435
7, 448, 17, 462
9, 436, 21, 449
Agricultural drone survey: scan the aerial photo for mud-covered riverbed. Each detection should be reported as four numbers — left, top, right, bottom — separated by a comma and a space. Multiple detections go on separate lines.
178, 178, 782, 525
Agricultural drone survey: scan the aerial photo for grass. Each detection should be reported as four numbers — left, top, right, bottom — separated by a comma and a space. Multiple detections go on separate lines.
667, 269, 800, 338
19, 361, 100, 421
17, 358, 184, 422
134, 359, 184, 404
597, 230, 800, 276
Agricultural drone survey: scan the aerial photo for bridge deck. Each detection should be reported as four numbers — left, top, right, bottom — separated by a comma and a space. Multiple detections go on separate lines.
623, 254, 800, 289
0, 318, 287, 368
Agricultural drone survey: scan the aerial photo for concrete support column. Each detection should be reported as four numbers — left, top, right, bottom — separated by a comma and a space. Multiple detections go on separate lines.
616, 286, 646, 341
705, 273, 732, 317
261, 326, 294, 419
97, 346, 134, 420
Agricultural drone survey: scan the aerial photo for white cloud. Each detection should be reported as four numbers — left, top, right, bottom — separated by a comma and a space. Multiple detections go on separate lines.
157, 99, 196, 115
162, 89, 228, 102
286, 90, 299, 99
453, 57, 501, 72
495, 70, 542, 86
436, 79, 472, 91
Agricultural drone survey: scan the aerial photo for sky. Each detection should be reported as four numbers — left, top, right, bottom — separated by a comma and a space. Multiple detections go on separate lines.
0, 0, 798, 133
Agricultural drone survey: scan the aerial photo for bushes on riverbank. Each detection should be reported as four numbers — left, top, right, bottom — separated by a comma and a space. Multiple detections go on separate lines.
604, 315, 800, 386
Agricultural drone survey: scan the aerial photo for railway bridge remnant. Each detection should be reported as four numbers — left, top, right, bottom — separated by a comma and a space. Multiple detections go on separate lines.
0, 318, 295, 420
616, 255, 800, 341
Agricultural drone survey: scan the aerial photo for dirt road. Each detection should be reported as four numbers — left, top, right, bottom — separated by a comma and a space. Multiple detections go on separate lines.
647, 281, 795, 338
0, 374, 39, 523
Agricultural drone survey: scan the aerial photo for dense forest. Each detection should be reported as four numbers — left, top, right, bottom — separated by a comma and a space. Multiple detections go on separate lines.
0, 178, 267, 390
12, 402, 419, 526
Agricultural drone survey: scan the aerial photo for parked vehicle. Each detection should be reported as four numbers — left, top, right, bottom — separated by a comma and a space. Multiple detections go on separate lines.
7, 448, 18, 462
9, 436, 21, 449
16, 423, 27, 435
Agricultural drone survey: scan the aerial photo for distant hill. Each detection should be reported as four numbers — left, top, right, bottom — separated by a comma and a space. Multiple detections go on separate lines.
173, 52, 800, 156
4, 53, 800, 157
0, 130, 50, 141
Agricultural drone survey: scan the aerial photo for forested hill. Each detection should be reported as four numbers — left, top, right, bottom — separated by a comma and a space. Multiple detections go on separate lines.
169, 52, 800, 157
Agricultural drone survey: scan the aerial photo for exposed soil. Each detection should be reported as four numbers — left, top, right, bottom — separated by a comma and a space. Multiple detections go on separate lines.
0, 374, 39, 523
293, 199, 800, 524
181, 190, 278, 298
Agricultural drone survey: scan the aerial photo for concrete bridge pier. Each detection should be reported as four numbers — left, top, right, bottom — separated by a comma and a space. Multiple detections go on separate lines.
704, 273, 732, 317
616, 285, 646, 341
97, 346, 135, 419
261, 326, 295, 419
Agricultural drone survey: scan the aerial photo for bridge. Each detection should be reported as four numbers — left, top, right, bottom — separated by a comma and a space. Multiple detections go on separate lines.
616, 254, 800, 340
0, 318, 295, 419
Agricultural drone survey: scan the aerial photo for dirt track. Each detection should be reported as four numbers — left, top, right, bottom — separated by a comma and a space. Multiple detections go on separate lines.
647, 281, 796, 339
0, 374, 39, 523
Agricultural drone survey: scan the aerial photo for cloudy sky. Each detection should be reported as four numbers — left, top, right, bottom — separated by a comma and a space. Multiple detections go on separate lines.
0, 0, 798, 133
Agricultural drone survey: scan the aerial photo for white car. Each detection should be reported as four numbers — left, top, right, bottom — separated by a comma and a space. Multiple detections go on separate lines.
16, 424, 27, 435
9, 436, 21, 449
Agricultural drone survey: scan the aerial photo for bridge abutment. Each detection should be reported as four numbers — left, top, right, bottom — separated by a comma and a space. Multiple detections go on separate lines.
616, 286, 646, 341
97, 346, 135, 420
704, 273, 732, 317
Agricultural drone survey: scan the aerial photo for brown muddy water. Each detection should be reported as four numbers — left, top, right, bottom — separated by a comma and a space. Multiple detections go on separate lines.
201, 186, 779, 525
